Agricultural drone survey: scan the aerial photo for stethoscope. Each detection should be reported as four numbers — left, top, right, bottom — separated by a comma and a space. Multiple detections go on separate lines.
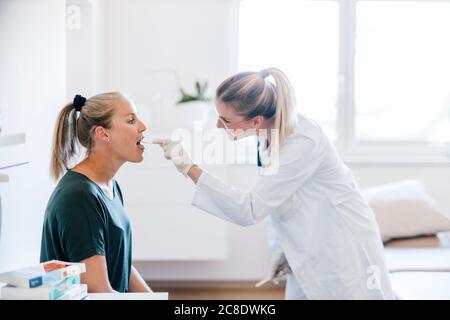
257, 139, 263, 168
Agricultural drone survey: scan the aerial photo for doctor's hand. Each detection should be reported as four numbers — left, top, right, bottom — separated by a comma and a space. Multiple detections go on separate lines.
153, 139, 194, 177
268, 251, 291, 285
256, 251, 292, 287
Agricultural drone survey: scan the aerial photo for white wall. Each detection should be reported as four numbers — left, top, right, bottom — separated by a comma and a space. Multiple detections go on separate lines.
351, 164, 450, 213
0, 0, 66, 272
66, 0, 93, 100
91, 0, 239, 130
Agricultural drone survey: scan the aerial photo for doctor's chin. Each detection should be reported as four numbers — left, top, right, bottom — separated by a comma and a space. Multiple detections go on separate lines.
1, 0, 450, 311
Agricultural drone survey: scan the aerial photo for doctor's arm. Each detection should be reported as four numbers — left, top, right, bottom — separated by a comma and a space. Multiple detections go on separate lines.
154, 138, 322, 226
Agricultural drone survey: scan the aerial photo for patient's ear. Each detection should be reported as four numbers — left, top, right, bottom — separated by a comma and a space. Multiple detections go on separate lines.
93, 126, 110, 143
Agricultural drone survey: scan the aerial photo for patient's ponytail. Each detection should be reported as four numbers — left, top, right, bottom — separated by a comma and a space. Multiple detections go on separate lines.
50, 102, 78, 181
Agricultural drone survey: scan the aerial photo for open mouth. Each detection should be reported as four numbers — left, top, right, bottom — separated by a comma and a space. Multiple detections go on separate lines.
136, 137, 145, 150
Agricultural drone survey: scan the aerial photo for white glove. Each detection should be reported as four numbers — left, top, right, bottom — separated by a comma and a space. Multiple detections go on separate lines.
256, 251, 291, 287
269, 251, 291, 285
153, 139, 194, 177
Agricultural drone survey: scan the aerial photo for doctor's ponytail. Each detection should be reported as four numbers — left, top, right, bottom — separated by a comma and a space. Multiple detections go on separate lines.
265, 68, 297, 147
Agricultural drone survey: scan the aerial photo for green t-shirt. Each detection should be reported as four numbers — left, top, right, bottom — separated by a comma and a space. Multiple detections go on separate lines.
40, 170, 132, 292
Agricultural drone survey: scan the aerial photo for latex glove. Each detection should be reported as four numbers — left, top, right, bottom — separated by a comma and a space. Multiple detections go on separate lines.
256, 251, 292, 287
153, 139, 194, 177
268, 251, 291, 285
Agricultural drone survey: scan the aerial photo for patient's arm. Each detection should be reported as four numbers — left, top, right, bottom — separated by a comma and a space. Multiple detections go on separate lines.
80, 255, 116, 293
128, 265, 152, 292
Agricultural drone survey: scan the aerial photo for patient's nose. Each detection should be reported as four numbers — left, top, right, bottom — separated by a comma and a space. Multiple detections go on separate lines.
139, 119, 147, 132
217, 118, 225, 129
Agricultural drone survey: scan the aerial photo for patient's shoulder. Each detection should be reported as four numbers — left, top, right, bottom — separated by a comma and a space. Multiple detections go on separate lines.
53, 171, 98, 197
46, 171, 103, 217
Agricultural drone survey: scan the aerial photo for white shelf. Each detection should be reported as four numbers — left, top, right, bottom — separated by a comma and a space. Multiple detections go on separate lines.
0, 133, 28, 171
0, 133, 26, 148
0, 163, 29, 182
0, 162, 29, 171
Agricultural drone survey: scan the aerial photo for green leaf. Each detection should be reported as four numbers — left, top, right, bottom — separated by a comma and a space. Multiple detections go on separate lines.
177, 80, 211, 104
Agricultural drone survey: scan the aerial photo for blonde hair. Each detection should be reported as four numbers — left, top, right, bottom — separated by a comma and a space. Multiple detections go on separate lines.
50, 92, 124, 180
216, 67, 297, 148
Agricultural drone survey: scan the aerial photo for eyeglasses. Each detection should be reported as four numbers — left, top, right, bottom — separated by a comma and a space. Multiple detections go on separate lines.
214, 108, 248, 130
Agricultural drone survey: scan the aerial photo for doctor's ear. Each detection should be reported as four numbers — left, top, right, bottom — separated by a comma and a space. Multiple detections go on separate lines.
253, 116, 265, 129
93, 126, 111, 143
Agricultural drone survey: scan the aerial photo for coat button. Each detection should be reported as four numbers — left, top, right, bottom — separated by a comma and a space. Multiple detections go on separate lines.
298, 272, 305, 279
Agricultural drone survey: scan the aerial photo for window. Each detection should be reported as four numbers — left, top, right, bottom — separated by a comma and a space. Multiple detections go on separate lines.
239, 0, 450, 162
355, 1, 450, 144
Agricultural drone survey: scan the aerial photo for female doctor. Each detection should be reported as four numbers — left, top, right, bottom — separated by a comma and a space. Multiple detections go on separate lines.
154, 68, 394, 300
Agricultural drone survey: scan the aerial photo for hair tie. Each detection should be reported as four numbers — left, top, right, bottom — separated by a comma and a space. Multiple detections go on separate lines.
73, 94, 86, 112
259, 69, 270, 79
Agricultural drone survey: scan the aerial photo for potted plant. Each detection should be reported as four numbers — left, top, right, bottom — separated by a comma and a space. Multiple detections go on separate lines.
176, 80, 212, 129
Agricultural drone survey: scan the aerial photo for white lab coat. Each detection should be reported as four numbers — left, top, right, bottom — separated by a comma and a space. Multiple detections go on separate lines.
191, 115, 394, 300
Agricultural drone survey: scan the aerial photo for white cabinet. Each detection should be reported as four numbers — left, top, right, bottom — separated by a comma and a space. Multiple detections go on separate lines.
116, 135, 228, 261
0, 133, 26, 148
0, 132, 28, 244
0, 133, 27, 168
